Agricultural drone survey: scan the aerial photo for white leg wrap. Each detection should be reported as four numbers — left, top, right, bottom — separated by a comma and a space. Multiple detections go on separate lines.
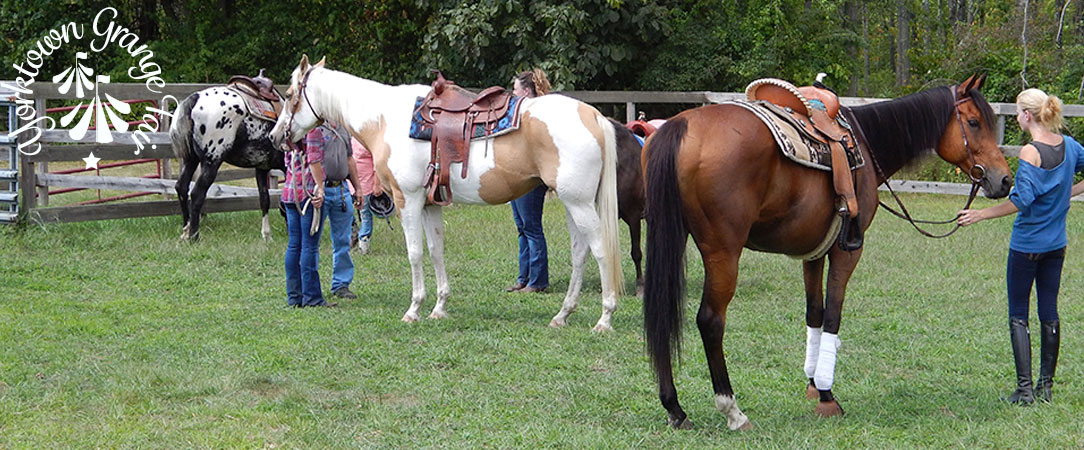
804, 326, 823, 379
714, 394, 750, 431
813, 332, 841, 391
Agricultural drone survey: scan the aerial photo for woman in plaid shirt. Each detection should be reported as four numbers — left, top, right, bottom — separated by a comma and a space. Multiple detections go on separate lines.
281, 136, 330, 307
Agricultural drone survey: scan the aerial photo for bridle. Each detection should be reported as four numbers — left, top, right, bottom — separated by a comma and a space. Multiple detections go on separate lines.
866, 86, 988, 238
281, 68, 325, 152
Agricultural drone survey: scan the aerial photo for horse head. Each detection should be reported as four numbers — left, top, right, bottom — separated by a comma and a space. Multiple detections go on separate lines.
934, 73, 1012, 198
270, 54, 327, 150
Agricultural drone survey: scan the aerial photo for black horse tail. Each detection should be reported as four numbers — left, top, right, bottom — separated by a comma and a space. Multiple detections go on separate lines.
170, 93, 198, 161
643, 117, 689, 375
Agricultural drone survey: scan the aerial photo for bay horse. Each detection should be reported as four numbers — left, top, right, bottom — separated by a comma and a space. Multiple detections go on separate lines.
269, 56, 623, 331
642, 74, 1011, 429
610, 118, 646, 295
170, 85, 285, 241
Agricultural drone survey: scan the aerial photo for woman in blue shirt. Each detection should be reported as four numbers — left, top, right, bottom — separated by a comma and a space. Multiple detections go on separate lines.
959, 88, 1083, 405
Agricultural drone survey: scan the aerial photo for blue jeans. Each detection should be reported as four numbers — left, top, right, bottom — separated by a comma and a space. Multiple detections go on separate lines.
510, 185, 548, 288
284, 201, 325, 307
356, 196, 373, 240
1006, 247, 1064, 322
322, 184, 355, 292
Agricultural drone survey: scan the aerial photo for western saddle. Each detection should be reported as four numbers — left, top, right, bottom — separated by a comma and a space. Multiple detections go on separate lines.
227, 69, 284, 120
746, 77, 863, 250
414, 71, 515, 206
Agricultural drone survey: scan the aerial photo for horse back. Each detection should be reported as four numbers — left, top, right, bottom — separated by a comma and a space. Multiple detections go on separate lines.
672, 104, 839, 256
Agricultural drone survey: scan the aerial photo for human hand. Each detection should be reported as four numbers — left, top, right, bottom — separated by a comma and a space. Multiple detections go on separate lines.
312, 187, 325, 209
354, 193, 364, 208
957, 209, 984, 226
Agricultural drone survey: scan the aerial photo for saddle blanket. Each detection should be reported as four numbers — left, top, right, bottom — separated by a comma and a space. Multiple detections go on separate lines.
408, 95, 524, 141
719, 100, 864, 172
227, 85, 279, 123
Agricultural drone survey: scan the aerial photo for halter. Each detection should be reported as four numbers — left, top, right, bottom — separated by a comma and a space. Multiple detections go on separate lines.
865, 86, 987, 238
282, 67, 325, 153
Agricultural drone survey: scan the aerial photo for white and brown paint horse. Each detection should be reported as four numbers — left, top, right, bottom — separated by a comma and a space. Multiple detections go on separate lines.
270, 56, 623, 331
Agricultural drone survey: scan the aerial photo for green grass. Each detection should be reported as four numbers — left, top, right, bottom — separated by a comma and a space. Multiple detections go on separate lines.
2, 193, 1083, 448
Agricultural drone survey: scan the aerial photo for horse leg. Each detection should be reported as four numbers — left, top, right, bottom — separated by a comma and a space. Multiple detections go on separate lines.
564, 201, 618, 332
810, 248, 863, 417
256, 168, 272, 241
549, 208, 589, 328
175, 156, 198, 239
422, 205, 451, 319
803, 258, 826, 399
185, 161, 221, 242
698, 249, 753, 431
399, 196, 428, 323
627, 216, 644, 297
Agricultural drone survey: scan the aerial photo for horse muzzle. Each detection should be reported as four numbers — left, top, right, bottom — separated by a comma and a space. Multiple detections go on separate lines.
981, 170, 1013, 199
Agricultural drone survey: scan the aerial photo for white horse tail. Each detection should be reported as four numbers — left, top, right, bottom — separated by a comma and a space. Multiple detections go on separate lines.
170, 93, 198, 161
596, 114, 624, 295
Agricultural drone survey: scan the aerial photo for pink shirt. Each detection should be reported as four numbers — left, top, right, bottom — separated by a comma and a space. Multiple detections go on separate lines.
351, 139, 376, 196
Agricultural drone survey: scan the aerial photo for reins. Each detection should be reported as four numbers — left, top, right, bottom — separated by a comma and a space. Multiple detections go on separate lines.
861, 87, 986, 238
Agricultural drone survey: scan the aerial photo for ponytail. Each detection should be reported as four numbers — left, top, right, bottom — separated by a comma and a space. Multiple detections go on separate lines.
1017, 88, 1064, 133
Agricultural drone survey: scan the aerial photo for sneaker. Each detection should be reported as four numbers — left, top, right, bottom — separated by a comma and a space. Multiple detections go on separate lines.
357, 236, 371, 255
332, 287, 357, 299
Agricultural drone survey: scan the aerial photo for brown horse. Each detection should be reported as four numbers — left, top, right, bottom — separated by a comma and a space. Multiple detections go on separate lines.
610, 118, 647, 294
642, 74, 1010, 430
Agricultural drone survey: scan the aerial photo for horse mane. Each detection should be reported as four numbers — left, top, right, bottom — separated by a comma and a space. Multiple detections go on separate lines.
848, 87, 994, 178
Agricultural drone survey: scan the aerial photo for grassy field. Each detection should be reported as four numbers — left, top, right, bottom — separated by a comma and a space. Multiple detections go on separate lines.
1, 193, 1083, 448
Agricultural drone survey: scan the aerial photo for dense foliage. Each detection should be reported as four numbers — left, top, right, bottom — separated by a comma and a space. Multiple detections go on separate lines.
1, 1, 1081, 110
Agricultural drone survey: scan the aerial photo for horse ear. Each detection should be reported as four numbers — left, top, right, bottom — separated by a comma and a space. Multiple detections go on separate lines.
974, 72, 987, 91
299, 54, 310, 73
958, 73, 979, 98
315, 56, 326, 68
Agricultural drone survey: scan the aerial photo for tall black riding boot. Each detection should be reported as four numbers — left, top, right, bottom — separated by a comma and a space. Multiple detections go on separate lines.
1003, 318, 1034, 405
1035, 320, 1060, 403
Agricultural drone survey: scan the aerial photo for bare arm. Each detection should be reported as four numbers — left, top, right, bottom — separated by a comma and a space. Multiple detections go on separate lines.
346, 154, 363, 206
1072, 180, 1084, 198
309, 162, 326, 208
958, 200, 1018, 226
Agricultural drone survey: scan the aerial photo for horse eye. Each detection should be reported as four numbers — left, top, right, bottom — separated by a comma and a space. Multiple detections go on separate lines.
968, 119, 979, 128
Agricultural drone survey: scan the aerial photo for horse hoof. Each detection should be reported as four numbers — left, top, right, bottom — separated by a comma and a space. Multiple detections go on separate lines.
732, 419, 754, 431
548, 319, 567, 328
814, 400, 845, 417
806, 383, 819, 400
401, 314, 418, 323
427, 311, 447, 319
636, 285, 644, 298
668, 417, 693, 429
591, 323, 614, 333
262, 233, 273, 242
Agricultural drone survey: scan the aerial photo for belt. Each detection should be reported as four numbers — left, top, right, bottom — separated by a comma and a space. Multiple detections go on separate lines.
325, 179, 343, 187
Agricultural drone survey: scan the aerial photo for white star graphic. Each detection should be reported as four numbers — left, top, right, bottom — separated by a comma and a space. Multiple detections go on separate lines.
83, 152, 101, 170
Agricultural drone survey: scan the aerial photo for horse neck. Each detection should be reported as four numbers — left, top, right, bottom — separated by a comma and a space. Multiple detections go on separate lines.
308, 69, 395, 136
849, 87, 956, 180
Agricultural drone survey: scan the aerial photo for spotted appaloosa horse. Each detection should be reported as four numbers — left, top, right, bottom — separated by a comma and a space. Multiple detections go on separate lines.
170, 85, 285, 241
642, 74, 1011, 429
270, 55, 623, 331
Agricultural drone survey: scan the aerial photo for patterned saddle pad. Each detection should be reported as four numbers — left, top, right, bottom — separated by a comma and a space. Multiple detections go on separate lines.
719, 100, 864, 172
227, 85, 281, 123
408, 95, 524, 141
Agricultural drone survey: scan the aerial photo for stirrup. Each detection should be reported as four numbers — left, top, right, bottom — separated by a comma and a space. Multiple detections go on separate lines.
837, 211, 863, 251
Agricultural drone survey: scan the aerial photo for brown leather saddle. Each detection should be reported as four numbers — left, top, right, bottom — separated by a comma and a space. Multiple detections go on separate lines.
746, 78, 863, 250
227, 69, 284, 121
414, 71, 515, 206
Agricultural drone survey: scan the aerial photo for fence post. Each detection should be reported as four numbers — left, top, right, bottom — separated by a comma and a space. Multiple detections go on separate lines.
34, 98, 48, 207
996, 116, 1006, 147
625, 102, 636, 124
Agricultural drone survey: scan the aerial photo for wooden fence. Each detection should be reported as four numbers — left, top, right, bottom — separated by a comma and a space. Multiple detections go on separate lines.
2, 83, 1083, 225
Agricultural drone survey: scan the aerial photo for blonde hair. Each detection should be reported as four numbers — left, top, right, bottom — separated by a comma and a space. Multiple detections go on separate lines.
514, 68, 551, 97
1016, 88, 1064, 133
